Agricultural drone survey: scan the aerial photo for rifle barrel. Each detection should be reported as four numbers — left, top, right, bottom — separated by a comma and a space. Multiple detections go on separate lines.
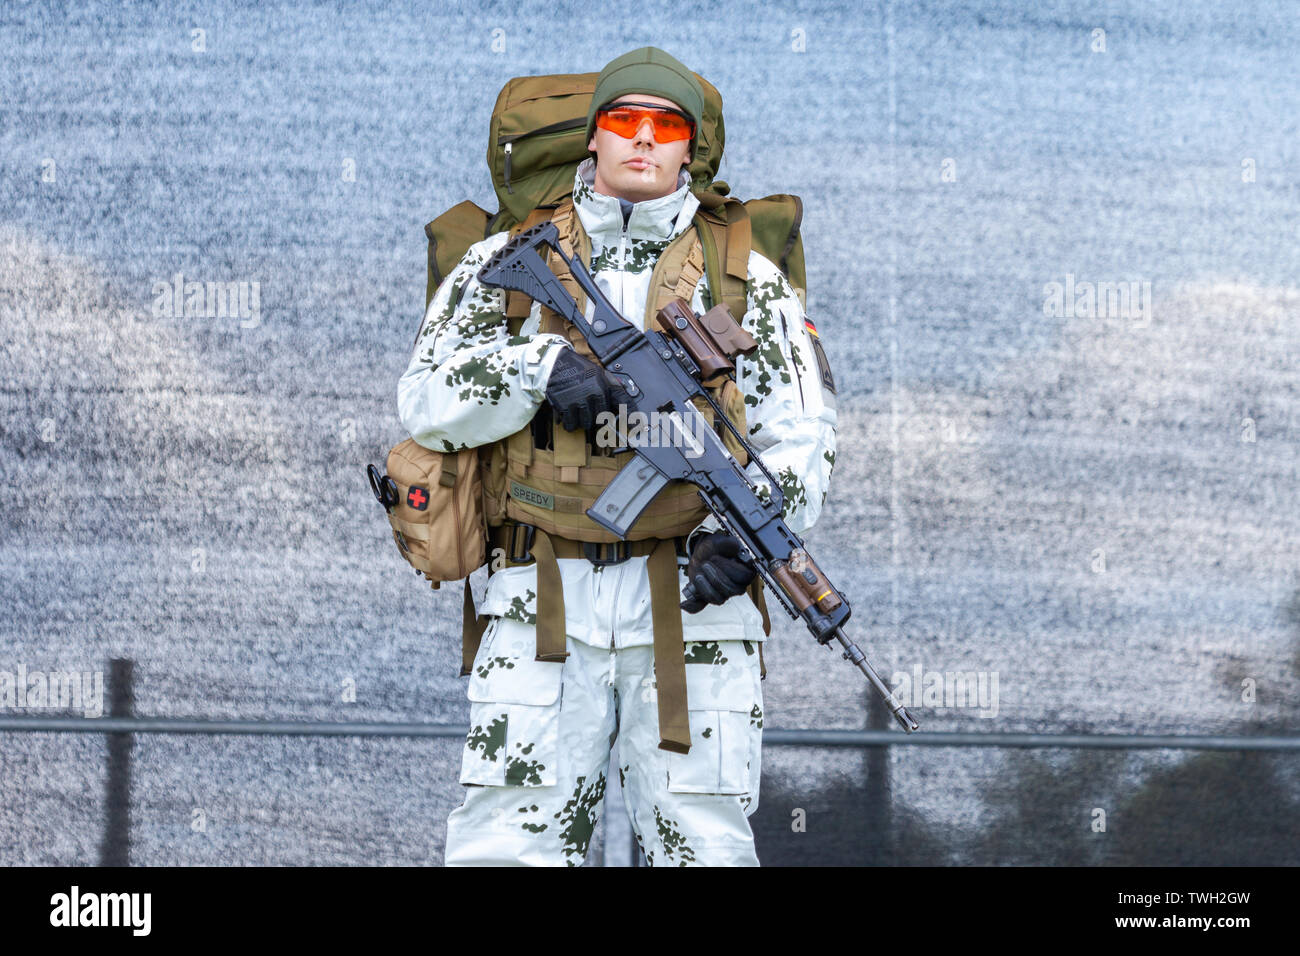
834, 628, 919, 733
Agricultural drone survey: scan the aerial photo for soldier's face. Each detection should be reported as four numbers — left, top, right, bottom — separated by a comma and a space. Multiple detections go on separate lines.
588, 94, 693, 202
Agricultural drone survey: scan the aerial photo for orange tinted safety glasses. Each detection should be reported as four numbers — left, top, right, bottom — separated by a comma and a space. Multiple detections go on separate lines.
594, 102, 696, 143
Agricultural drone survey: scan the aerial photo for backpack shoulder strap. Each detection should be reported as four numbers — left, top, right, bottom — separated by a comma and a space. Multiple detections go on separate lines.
424, 200, 494, 310
541, 199, 597, 352
741, 193, 807, 309
692, 196, 750, 322
502, 204, 565, 332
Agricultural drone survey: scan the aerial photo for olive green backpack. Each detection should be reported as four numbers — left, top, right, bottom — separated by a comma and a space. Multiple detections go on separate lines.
423, 70, 809, 325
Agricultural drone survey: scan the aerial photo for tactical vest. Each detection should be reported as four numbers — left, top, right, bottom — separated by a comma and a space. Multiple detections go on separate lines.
472, 196, 769, 755
482, 196, 752, 542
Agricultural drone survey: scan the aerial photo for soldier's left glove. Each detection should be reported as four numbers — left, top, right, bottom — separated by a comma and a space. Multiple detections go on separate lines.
680, 532, 757, 613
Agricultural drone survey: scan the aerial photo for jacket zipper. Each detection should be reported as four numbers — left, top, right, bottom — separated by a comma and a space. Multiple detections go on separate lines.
618, 225, 628, 316
779, 308, 806, 409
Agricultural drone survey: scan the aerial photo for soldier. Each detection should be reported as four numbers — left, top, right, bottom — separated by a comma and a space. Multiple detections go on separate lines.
397, 46, 836, 866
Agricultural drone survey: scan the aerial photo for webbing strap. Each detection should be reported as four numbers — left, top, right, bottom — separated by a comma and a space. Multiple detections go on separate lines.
673, 239, 707, 302
721, 199, 752, 285
438, 457, 458, 488
647, 537, 692, 754
539, 201, 595, 359
694, 211, 748, 323
530, 528, 569, 663
490, 523, 663, 560
748, 578, 770, 681
553, 421, 587, 483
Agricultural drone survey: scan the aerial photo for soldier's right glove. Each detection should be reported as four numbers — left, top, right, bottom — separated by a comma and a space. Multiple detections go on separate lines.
544, 347, 631, 432
680, 532, 757, 613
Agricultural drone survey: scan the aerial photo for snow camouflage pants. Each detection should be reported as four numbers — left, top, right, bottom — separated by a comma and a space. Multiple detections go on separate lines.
444, 616, 765, 866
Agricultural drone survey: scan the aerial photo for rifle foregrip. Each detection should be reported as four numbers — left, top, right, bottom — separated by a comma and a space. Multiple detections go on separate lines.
772, 550, 842, 614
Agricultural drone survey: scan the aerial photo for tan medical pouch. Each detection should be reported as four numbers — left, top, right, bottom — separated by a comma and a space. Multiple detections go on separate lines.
373, 439, 487, 589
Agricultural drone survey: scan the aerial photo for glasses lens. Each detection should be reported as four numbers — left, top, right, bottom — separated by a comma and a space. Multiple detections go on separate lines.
596, 107, 639, 137
597, 106, 693, 143
652, 111, 692, 142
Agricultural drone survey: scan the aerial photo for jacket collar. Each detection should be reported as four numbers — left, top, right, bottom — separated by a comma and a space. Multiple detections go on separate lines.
572, 156, 699, 251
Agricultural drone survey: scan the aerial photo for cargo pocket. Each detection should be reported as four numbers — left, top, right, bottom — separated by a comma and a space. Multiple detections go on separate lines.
459, 618, 563, 788
665, 659, 758, 796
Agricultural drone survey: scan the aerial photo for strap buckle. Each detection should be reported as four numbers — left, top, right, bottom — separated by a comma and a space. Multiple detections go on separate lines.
507, 523, 536, 563
582, 540, 632, 566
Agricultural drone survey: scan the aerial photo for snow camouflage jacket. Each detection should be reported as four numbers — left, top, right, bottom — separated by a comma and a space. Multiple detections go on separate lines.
397, 157, 837, 648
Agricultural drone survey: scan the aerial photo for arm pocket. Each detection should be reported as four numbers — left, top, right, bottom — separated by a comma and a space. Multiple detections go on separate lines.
666, 658, 759, 796
459, 618, 563, 788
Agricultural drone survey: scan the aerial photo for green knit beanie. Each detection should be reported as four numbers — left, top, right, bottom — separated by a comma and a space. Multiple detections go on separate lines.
584, 46, 704, 161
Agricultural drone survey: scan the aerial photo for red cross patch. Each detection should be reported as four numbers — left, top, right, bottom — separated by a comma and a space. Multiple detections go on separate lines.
406, 485, 429, 511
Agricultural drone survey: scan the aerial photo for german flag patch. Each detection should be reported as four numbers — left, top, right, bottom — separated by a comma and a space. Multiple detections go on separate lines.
806, 317, 836, 396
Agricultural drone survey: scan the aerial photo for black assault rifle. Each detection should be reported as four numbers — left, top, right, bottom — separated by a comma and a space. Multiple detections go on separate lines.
476, 221, 918, 732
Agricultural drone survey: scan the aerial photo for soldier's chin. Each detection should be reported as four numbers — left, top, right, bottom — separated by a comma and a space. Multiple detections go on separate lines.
620, 164, 663, 193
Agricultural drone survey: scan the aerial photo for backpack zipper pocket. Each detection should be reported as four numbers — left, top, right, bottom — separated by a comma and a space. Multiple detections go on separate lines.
500, 117, 587, 193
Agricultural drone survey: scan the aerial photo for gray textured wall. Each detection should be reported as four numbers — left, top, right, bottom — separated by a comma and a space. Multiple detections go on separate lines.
2, 0, 1298, 866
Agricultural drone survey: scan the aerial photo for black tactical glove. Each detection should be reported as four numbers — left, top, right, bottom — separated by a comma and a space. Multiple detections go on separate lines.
680, 532, 757, 613
544, 347, 632, 432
